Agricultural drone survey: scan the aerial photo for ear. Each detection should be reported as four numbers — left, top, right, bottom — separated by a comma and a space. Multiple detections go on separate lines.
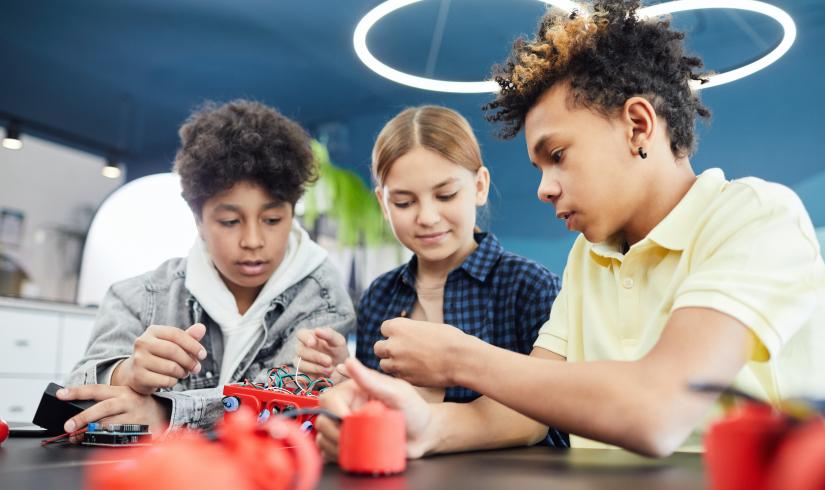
623, 96, 657, 158
374, 186, 390, 221
474, 167, 490, 207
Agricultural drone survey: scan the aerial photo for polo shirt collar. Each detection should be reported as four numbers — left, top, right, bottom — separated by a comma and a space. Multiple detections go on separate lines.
589, 168, 728, 261
647, 168, 727, 251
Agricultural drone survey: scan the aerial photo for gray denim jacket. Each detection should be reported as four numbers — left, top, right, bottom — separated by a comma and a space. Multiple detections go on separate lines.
68, 256, 355, 430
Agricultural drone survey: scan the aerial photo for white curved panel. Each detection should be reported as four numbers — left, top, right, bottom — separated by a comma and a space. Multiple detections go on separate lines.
77, 173, 197, 306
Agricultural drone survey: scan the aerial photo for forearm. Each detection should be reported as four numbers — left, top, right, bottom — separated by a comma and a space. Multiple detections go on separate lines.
452, 339, 699, 456
424, 396, 548, 456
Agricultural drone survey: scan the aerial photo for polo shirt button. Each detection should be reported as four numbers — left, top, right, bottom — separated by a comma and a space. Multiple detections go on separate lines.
205, 371, 213, 378
622, 278, 634, 289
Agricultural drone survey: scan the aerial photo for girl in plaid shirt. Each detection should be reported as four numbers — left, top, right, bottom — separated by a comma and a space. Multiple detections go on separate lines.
296, 105, 567, 449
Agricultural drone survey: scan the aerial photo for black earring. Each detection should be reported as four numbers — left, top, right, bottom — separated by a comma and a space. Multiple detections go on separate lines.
638, 147, 647, 159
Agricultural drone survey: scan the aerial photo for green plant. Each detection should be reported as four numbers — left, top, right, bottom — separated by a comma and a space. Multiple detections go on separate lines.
302, 141, 394, 247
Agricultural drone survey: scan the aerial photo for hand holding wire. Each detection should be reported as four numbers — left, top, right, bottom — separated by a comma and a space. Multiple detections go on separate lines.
112, 323, 207, 395
294, 327, 350, 379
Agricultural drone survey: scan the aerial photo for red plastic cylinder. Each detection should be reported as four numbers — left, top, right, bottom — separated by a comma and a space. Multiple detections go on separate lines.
704, 403, 789, 490
338, 401, 406, 475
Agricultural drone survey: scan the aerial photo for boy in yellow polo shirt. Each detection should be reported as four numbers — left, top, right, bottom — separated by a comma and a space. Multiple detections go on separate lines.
314, 0, 825, 459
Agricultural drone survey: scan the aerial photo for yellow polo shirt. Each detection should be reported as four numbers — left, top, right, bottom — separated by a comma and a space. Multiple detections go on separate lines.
534, 168, 825, 450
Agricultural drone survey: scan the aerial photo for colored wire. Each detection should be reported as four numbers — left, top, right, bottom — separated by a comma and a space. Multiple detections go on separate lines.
240, 365, 335, 400
280, 408, 342, 424
41, 426, 88, 446
294, 357, 307, 394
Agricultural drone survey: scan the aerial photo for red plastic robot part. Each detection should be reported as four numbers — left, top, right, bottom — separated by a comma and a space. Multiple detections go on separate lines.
338, 401, 406, 475
85, 406, 321, 490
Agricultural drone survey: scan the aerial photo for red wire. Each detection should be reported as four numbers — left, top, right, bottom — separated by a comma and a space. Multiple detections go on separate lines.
41, 426, 88, 446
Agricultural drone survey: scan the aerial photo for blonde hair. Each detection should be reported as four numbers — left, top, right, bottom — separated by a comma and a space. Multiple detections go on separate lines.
372, 106, 483, 185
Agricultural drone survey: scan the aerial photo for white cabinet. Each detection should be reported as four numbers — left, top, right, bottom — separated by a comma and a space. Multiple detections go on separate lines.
0, 298, 96, 422
0, 378, 52, 422
0, 308, 60, 375
59, 313, 96, 376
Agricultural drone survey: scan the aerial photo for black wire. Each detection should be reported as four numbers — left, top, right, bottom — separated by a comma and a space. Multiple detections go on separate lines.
688, 382, 764, 404
280, 408, 341, 423
202, 408, 342, 442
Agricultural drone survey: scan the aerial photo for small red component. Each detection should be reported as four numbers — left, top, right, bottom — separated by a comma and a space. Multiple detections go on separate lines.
222, 383, 322, 430
338, 400, 406, 475
0, 417, 9, 446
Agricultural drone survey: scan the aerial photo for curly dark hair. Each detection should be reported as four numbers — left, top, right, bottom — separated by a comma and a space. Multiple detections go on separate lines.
173, 100, 317, 217
484, 0, 711, 157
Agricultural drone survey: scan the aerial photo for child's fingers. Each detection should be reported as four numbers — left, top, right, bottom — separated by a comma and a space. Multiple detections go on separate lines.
144, 339, 201, 374
132, 364, 182, 392
295, 344, 333, 368
57, 384, 119, 402
185, 323, 206, 341
140, 354, 189, 380
295, 329, 318, 348
345, 358, 413, 410
334, 363, 350, 379
63, 397, 125, 433
293, 357, 332, 376
329, 366, 349, 385
148, 325, 206, 361
315, 430, 340, 462
314, 328, 346, 347
318, 382, 359, 420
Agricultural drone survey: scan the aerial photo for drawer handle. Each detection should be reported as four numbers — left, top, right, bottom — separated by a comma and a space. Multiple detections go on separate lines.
14, 339, 31, 347
9, 405, 24, 413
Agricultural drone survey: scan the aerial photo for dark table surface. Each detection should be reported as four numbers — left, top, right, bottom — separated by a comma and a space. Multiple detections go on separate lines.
0, 435, 707, 489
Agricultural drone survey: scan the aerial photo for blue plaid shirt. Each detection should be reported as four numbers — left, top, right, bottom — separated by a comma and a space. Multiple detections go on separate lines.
356, 232, 560, 403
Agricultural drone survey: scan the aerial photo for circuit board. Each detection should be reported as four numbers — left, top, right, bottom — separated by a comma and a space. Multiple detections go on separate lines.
82, 423, 152, 447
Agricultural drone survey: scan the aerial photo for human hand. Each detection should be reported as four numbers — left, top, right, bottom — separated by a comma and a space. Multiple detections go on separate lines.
57, 384, 171, 442
316, 358, 435, 461
374, 318, 476, 387
295, 327, 349, 381
112, 323, 207, 395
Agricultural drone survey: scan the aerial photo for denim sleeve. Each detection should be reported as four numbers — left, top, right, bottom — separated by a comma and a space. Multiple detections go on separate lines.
154, 387, 225, 430
67, 277, 148, 387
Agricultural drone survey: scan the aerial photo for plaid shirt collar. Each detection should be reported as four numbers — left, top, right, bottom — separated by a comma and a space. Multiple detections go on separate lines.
398, 232, 503, 287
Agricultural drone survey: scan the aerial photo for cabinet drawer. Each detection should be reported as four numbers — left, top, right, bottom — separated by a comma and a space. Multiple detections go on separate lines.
0, 377, 53, 423
0, 309, 60, 374
59, 313, 96, 375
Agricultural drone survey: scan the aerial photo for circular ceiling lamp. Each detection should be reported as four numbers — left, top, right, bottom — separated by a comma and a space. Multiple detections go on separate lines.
353, 0, 796, 93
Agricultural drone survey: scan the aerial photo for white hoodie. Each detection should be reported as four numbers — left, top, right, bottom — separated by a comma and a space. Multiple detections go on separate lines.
185, 219, 327, 385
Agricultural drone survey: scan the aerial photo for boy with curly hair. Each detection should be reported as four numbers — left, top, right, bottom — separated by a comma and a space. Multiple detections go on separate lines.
60, 100, 355, 435
316, 0, 825, 458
